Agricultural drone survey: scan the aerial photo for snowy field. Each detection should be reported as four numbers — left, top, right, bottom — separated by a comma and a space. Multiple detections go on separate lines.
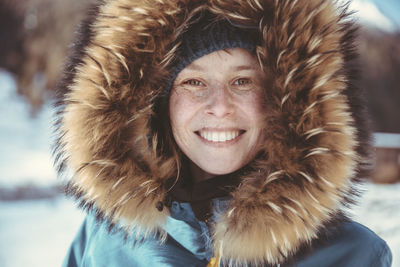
0, 197, 84, 267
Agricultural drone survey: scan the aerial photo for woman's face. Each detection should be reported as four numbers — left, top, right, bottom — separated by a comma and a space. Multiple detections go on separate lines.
169, 48, 265, 181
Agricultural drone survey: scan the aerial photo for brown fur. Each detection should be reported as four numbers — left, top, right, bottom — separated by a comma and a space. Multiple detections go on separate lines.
54, 0, 370, 265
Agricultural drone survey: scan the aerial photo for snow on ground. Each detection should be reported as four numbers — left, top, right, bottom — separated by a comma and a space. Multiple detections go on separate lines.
0, 197, 84, 267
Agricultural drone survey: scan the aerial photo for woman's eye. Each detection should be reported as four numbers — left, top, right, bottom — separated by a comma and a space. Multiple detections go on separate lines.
178, 78, 207, 96
233, 78, 252, 88
183, 79, 204, 86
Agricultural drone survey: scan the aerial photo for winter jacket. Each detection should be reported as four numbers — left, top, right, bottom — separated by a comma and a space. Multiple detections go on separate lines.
55, 0, 392, 266
63, 200, 392, 267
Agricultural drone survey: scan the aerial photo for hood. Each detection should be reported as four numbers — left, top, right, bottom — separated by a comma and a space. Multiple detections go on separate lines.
54, 0, 371, 265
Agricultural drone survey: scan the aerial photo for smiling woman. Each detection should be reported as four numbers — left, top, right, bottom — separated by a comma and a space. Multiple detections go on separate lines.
55, 1, 392, 266
170, 49, 265, 181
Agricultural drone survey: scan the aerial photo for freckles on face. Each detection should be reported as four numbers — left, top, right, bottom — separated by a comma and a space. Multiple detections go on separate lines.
169, 90, 198, 148
169, 48, 265, 180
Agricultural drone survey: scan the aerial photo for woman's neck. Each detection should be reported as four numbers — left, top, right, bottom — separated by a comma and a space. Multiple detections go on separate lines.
190, 162, 215, 183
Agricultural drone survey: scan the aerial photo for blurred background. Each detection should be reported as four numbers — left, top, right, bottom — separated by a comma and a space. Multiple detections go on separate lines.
0, 0, 399, 266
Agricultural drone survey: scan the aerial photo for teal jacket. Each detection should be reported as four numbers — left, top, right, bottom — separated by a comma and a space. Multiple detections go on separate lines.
63, 198, 392, 267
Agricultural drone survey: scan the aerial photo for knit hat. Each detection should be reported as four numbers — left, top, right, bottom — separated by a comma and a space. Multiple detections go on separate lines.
168, 12, 259, 91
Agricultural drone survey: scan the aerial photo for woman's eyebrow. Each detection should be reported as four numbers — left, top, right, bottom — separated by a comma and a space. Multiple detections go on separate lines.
231, 65, 258, 71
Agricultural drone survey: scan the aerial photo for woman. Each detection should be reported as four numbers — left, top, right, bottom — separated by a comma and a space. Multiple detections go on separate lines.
55, 0, 392, 266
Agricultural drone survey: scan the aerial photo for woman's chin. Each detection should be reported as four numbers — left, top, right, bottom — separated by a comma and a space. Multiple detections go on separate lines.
189, 158, 245, 181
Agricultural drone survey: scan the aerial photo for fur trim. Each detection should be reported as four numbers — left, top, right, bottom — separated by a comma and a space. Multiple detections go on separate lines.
54, 0, 371, 265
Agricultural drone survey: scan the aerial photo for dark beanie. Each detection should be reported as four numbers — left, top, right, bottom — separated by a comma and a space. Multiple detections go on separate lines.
167, 12, 259, 92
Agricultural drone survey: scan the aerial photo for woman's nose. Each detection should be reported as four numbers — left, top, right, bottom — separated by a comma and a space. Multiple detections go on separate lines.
205, 86, 234, 118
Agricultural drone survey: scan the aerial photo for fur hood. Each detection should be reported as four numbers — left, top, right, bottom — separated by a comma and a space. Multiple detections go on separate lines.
54, 0, 371, 265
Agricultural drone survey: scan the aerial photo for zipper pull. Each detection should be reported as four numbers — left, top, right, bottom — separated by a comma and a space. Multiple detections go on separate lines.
206, 253, 220, 267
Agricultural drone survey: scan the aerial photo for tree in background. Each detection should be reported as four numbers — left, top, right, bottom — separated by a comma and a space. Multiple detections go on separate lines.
358, 28, 400, 133
0, 0, 95, 113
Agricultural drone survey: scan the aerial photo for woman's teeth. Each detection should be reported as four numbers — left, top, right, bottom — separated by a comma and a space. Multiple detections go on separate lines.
199, 130, 240, 142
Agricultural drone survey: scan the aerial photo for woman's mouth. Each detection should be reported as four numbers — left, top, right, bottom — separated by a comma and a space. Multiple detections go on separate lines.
195, 129, 245, 142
